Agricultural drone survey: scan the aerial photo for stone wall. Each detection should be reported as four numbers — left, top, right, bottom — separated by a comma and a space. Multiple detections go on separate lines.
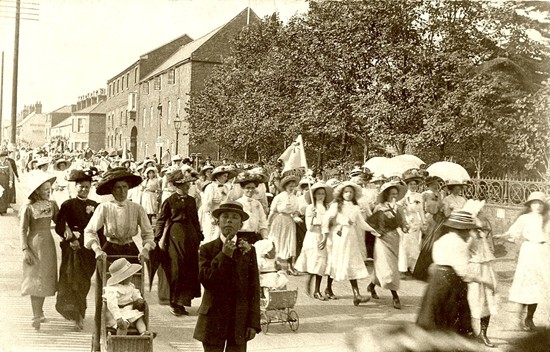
483, 203, 523, 235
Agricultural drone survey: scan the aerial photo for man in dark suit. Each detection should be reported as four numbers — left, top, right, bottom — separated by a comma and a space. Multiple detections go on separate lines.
193, 201, 261, 352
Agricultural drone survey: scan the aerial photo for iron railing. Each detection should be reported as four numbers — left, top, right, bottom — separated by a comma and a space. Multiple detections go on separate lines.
462, 178, 550, 206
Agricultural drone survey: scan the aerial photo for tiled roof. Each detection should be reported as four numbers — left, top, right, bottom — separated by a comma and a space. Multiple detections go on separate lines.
52, 116, 72, 128
141, 26, 223, 82
50, 105, 72, 114
75, 101, 107, 114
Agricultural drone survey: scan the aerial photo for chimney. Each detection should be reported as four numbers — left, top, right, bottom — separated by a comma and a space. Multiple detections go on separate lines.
71, 104, 77, 112
35, 102, 42, 114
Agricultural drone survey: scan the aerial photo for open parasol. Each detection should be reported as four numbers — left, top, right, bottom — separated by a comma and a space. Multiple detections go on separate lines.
363, 157, 391, 176
389, 154, 425, 176
426, 161, 470, 182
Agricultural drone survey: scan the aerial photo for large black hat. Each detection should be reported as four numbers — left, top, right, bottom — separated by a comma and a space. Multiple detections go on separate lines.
67, 168, 99, 183
95, 167, 142, 195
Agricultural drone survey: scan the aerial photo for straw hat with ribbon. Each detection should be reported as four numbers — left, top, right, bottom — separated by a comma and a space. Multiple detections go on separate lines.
212, 201, 250, 221
278, 175, 300, 192
27, 172, 57, 199
67, 168, 98, 183
334, 181, 363, 201
144, 166, 158, 176
106, 258, 142, 286
171, 154, 183, 162
199, 164, 214, 177
377, 181, 407, 203
305, 182, 333, 204
445, 179, 468, 188
167, 169, 197, 185
369, 175, 387, 184
235, 171, 265, 186
401, 168, 425, 184
326, 178, 342, 189
443, 210, 481, 230
210, 165, 238, 181
35, 157, 50, 169
53, 158, 72, 171
95, 167, 142, 195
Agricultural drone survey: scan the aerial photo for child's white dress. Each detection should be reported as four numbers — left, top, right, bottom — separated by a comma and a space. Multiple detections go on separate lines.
103, 282, 144, 328
257, 256, 288, 290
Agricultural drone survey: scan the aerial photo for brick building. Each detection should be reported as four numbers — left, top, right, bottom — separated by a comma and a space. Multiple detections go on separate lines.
104, 34, 193, 159
137, 8, 259, 161
66, 90, 107, 151
45, 105, 74, 144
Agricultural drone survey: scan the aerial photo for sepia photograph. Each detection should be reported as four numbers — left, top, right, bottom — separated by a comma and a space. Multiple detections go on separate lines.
0, 0, 549, 351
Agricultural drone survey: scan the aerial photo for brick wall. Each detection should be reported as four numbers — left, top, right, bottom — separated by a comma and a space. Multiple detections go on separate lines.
88, 113, 107, 151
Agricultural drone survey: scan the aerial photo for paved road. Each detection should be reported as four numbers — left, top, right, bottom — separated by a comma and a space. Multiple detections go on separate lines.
0, 171, 548, 352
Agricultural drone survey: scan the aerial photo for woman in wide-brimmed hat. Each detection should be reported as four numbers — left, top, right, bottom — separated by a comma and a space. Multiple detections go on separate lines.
322, 181, 379, 306
499, 191, 550, 332
20, 172, 58, 331
267, 175, 302, 275
295, 182, 333, 301
234, 171, 269, 244
367, 181, 409, 309
195, 164, 214, 200
156, 169, 203, 317
140, 166, 161, 223
54, 168, 100, 331
83, 166, 154, 348
397, 169, 426, 276
417, 210, 479, 337
200, 165, 237, 243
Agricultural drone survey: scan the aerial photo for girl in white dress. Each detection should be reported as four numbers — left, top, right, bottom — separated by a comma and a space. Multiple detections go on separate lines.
140, 167, 161, 223
51, 159, 71, 207
295, 182, 333, 301
322, 181, 378, 306
200, 165, 236, 243
500, 191, 550, 331
398, 169, 425, 275
267, 175, 302, 275
235, 171, 269, 243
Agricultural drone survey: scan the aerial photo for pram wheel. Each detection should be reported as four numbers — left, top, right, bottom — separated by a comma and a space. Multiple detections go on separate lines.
288, 310, 299, 332
260, 312, 269, 334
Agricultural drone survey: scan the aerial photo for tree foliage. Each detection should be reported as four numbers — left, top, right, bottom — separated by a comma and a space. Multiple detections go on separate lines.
187, 0, 550, 178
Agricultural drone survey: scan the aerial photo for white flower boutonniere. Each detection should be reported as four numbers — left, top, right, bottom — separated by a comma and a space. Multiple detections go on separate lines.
86, 205, 95, 214
238, 239, 252, 255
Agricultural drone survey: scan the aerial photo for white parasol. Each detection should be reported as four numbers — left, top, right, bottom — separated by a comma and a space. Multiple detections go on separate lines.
426, 161, 470, 182
363, 157, 392, 176
389, 154, 425, 176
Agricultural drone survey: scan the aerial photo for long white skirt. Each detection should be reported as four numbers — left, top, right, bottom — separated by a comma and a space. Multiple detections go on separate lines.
326, 225, 368, 281
201, 210, 220, 244
268, 213, 296, 260
295, 225, 328, 276
398, 226, 421, 272
509, 241, 550, 304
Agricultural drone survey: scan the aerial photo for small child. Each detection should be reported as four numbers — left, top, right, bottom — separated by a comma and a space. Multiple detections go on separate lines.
254, 239, 288, 297
103, 258, 151, 336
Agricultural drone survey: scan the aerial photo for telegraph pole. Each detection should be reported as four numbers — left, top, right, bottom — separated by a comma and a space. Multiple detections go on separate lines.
10, 0, 20, 145
0, 51, 4, 144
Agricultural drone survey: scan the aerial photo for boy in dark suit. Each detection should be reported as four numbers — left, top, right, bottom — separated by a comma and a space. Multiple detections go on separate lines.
193, 202, 261, 352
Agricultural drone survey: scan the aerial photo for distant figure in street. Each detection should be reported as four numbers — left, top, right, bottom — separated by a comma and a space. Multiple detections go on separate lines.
20, 172, 59, 331
193, 202, 261, 352
0, 150, 14, 215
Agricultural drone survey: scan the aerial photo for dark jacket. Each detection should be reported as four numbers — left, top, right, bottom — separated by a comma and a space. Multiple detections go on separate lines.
193, 237, 261, 345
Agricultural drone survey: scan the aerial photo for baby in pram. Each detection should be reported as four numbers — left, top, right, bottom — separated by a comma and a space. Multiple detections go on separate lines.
254, 239, 289, 297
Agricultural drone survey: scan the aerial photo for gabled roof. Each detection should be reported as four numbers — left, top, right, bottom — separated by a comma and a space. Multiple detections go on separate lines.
141, 26, 223, 82
50, 105, 72, 114
17, 112, 45, 127
75, 101, 107, 114
52, 116, 72, 129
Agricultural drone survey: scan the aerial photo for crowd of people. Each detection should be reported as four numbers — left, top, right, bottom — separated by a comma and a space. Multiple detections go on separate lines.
7, 145, 550, 351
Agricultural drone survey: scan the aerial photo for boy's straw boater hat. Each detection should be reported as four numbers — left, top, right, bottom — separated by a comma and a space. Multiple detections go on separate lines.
35, 157, 51, 169
325, 178, 342, 189
27, 172, 57, 199
377, 181, 407, 203
334, 181, 363, 200
210, 165, 238, 181
106, 258, 142, 286
443, 210, 481, 230
53, 158, 72, 171
95, 167, 142, 195
525, 191, 547, 206
171, 154, 183, 162
212, 201, 249, 221
305, 182, 334, 204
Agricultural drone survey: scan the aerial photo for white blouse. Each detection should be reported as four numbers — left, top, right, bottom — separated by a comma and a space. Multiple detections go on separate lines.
507, 213, 550, 243
237, 196, 268, 234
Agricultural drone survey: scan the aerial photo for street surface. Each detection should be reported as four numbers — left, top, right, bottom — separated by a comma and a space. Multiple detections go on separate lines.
0, 172, 548, 352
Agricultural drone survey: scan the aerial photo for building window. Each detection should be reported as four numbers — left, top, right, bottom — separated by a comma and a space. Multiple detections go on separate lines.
78, 118, 85, 132
154, 76, 161, 90
168, 69, 175, 84
121, 76, 125, 90
134, 67, 138, 84
144, 82, 149, 95
124, 110, 128, 126
126, 73, 130, 89
142, 108, 146, 128
120, 111, 123, 126
167, 101, 172, 125
109, 84, 112, 97
117, 79, 120, 94
111, 113, 115, 128
150, 106, 153, 127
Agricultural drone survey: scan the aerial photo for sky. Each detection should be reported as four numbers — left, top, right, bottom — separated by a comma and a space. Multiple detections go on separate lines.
0, 0, 309, 125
